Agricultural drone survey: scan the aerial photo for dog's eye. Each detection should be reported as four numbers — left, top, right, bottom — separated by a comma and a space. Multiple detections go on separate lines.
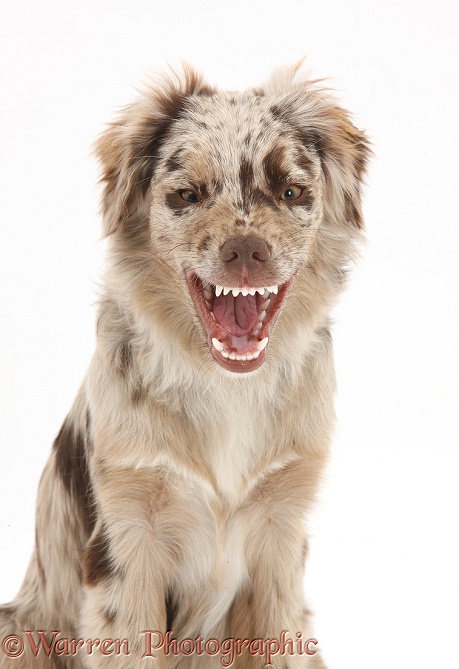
280, 185, 303, 201
180, 190, 201, 203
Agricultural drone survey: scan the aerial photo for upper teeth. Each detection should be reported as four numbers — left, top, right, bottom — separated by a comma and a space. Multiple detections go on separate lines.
214, 285, 278, 298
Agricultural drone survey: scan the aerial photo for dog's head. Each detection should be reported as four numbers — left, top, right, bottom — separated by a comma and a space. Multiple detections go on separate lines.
96, 64, 370, 375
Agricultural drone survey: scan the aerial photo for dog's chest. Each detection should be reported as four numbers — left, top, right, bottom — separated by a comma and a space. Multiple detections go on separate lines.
204, 403, 268, 505
169, 414, 274, 634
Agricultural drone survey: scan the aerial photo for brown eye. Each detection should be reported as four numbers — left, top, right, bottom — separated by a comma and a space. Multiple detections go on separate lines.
280, 185, 303, 201
180, 189, 201, 203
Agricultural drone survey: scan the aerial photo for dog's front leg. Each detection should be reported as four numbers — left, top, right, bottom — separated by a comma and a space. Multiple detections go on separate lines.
79, 465, 183, 669
230, 457, 327, 669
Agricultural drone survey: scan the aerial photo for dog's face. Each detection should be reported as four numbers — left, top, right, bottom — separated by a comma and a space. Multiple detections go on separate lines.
150, 93, 325, 373
97, 66, 369, 375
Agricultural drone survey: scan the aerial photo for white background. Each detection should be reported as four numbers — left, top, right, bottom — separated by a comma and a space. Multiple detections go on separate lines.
1, 1, 458, 667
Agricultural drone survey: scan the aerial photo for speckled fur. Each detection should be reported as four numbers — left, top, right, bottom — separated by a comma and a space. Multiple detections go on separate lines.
0, 64, 370, 668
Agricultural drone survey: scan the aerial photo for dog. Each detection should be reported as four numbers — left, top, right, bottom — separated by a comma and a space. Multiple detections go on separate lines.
0, 63, 370, 668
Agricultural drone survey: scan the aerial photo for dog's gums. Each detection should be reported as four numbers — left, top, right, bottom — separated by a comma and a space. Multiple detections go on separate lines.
185, 271, 290, 372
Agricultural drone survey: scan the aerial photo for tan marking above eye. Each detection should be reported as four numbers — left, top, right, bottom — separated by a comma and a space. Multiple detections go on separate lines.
280, 185, 303, 201
180, 189, 201, 203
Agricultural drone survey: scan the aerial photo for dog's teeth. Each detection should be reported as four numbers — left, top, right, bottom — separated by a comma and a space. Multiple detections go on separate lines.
256, 337, 269, 352
261, 299, 270, 310
232, 288, 241, 297
205, 300, 212, 310
258, 310, 267, 323
248, 287, 257, 296
245, 353, 254, 361
252, 350, 260, 359
255, 288, 264, 296
241, 287, 249, 296
266, 285, 278, 295
215, 285, 223, 297
211, 338, 224, 352
221, 350, 229, 359
229, 352, 237, 360
223, 287, 231, 296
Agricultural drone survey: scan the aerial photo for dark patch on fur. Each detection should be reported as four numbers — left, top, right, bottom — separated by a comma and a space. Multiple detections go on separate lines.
199, 183, 210, 200
354, 140, 369, 177
269, 103, 283, 119
165, 183, 209, 215
251, 188, 278, 211
296, 150, 314, 173
113, 331, 148, 403
165, 589, 179, 633
211, 178, 223, 195
239, 158, 254, 211
103, 608, 117, 625
166, 150, 183, 173
234, 218, 247, 228
344, 193, 363, 229
165, 192, 191, 215
304, 129, 328, 158
82, 524, 113, 586
0, 604, 17, 619
197, 235, 212, 251
116, 212, 152, 246
134, 118, 183, 197
53, 419, 96, 538
263, 146, 288, 194
269, 102, 298, 131
131, 386, 147, 404
118, 340, 133, 377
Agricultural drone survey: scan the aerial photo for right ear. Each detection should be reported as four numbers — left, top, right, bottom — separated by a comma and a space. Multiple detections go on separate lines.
95, 67, 214, 237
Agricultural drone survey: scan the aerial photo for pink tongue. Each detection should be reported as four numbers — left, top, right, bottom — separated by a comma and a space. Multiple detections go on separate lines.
213, 293, 259, 336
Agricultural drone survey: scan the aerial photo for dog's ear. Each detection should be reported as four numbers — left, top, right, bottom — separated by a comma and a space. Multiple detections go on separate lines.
95, 67, 213, 237
306, 105, 371, 231
260, 63, 371, 230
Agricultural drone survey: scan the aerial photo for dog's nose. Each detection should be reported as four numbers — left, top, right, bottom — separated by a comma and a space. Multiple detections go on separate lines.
220, 236, 271, 272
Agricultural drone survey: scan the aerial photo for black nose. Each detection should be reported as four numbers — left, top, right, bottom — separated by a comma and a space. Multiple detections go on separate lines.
220, 236, 271, 272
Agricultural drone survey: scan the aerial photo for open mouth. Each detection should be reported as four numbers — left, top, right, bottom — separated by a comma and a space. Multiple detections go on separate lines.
185, 271, 291, 372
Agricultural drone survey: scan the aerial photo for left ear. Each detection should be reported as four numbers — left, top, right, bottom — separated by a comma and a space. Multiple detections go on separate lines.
259, 63, 371, 230
308, 104, 371, 230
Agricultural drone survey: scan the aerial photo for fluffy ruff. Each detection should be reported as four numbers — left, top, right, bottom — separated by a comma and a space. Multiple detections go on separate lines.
0, 63, 370, 668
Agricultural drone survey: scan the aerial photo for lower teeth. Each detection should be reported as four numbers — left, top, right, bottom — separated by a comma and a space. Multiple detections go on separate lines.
221, 350, 260, 361
211, 335, 268, 361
